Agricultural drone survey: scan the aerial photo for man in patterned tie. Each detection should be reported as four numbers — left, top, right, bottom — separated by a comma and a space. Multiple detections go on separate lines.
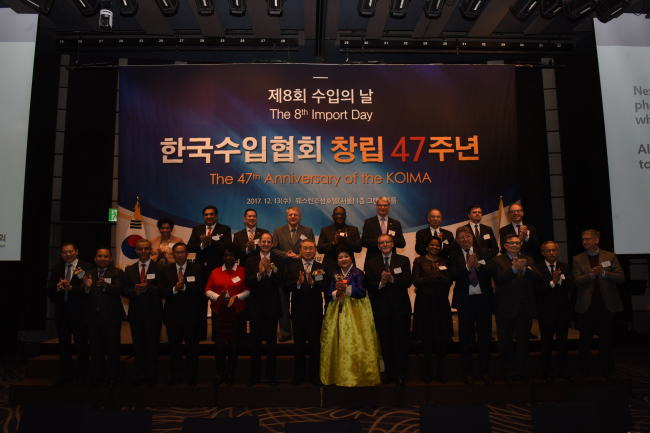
361, 197, 406, 269
233, 208, 269, 264
499, 203, 539, 258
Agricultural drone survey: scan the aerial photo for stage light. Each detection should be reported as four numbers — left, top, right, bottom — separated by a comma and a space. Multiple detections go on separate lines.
117, 0, 137, 15
267, 0, 283, 16
563, 0, 596, 19
98, 0, 113, 30
459, 0, 490, 20
19, 0, 54, 14
228, 0, 246, 16
423, 0, 445, 18
511, 0, 538, 20
155, 0, 178, 16
71, 0, 98, 17
596, 0, 630, 22
540, 0, 562, 18
390, 0, 410, 18
358, 0, 378, 17
194, 0, 213, 15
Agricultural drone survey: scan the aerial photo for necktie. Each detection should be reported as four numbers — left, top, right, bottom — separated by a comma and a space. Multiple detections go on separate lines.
465, 250, 479, 286
290, 228, 297, 243
434, 229, 439, 238
305, 262, 312, 274
384, 256, 390, 271
515, 224, 520, 235
550, 263, 555, 273
206, 226, 212, 237
178, 267, 184, 285
65, 264, 72, 302
248, 229, 254, 241
474, 224, 480, 239
380, 218, 387, 234
140, 263, 146, 284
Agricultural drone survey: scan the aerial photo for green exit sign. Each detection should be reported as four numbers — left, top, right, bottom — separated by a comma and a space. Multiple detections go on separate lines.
108, 208, 118, 223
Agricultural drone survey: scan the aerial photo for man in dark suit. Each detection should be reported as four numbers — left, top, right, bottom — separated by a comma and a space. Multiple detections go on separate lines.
284, 239, 328, 385
365, 234, 412, 385
534, 240, 573, 381
82, 248, 125, 386
244, 232, 283, 385
415, 208, 455, 258
463, 204, 498, 258
124, 239, 162, 386
159, 242, 205, 385
488, 234, 541, 382
187, 205, 231, 339
47, 242, 92, 383
449, 227, 493, 384
362, 197, 406, 268
317, 206, 362, 273
499, 203, 539, 258
572, 229, 625, 379
272, 206, 315, 341
233, 208, 269, 264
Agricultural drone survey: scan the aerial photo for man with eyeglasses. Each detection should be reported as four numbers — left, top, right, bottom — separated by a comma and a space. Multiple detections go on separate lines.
361, 197, 406, 269
499, 203, 539, 258
489, 234, 541, 383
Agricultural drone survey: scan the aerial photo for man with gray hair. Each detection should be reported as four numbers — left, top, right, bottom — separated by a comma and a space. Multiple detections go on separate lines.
361, 197, 405, 269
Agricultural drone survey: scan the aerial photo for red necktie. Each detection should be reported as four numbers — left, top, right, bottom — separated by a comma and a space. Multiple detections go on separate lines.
178, 268, 184, 284
140, 263, 146, 284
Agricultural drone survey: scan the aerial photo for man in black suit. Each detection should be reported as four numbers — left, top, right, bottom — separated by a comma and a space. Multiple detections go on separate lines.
47, 242, 92, 383
534, 241, 573, 381
244, 232, 283, 385
365, 234, 412, 385
233, 208, 269, 264
488, 234, 541, 382
463, 204, 498, 258
415, 208, 455, 258
82, 248, 125, 386
499, 203, 539, 259
284, 239, 328, 385
124, 239, 162, 385
317, 206, 362, 273
449, 227, 493, 384
159, 242, 205, 385
187, 205, 231, 339
272, 206, 315, 341
362, 197, 406, 268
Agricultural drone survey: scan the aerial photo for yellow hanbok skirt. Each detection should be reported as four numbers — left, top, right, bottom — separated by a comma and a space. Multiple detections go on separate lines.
320, 295, 382, 387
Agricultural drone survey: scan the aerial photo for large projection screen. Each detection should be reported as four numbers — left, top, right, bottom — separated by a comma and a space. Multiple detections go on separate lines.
595, 14, 650, 254
0, 9, 37, 260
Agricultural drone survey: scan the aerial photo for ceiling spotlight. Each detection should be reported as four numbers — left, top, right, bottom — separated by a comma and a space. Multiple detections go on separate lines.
540, 0, 562, 18
511, 0, 538, 20
596, 0, 630, 23
155, 0, 178, 16
459, 0, 490, 20
390, 0, 410, 18
71, 0, 99, 17
194, 0, 213, 15
228, 0, 245, 16
116, 0, 138, 15
358, 0, 378, 17
424, 0, 445, 18
19, 0, 54, 14
563, 0, 596, 20
267, 0, 283, 16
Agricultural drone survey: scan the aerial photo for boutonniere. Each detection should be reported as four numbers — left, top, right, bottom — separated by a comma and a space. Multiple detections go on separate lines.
312, 268, 325, 278
73, 266, 86, 278
270, 262, 278, 273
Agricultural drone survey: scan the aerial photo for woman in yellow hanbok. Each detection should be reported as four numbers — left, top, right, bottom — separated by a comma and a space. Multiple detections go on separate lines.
320, 247, 381, 387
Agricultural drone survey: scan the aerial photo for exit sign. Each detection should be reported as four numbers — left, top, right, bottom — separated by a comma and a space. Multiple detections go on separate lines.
108, 208, 117, 222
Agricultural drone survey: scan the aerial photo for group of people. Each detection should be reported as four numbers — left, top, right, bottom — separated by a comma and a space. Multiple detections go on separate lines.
48, 197, 625, 388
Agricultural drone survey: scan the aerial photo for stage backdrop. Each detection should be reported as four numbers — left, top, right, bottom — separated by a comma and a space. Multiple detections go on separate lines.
117, 64, 519, 268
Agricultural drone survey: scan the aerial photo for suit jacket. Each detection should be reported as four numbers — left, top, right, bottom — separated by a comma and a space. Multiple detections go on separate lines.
499, 222, 540, 258
533, 260, 573, 319
463, 223, 498, 258
317, 223, 362, 272
488, 254, 541, 319
364, 253, 412, 316
187, 223, 232, 271
572, 249, 625, 314
85, 266, 126, 326
414, 227, 456, 258
47, 259, 93, 320
124, 260, 162, 322
361, 216, 406, 266
232, 227, 269, 263
158, 261, 205, 324
244, 251, 283, 320
448, 247, 493, 309
272, 224, 315, 258
283, 259, 328, 320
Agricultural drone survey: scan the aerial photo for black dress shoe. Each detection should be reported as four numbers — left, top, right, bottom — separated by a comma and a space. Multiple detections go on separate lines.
310, 376, 322, 386
292, 376, 305, 386
396, 376, 406, 386
464, 376, 474, 385
478, 375, 492, 385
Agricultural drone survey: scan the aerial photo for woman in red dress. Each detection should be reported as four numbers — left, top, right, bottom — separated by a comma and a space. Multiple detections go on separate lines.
205, 245, 249, 384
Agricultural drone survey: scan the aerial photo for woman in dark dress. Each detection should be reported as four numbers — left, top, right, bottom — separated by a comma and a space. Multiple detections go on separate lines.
412, 237, 453, 383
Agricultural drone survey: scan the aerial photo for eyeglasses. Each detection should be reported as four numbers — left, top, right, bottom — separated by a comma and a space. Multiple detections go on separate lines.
505, 241, 522, 245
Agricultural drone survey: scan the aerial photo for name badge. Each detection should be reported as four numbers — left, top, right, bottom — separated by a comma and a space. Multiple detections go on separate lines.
560, 274, 566, 280
146, 273, 156, 280
338, 232, 347, 237
104, 277, 112, 284
212, 234, 222, 241
300, 234, 308, 240
478, 259, 486, 265
315, 274, 324, 281
186, 275, 196, 282
254, 239, 259, 244
600, 260, 611, 268
393, 267, 402, 274
231, 276, 241, 283
76, 271, 85, 279
438, 265, 448, 270
482, 234, 491, 240
388, 230, 396, 236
